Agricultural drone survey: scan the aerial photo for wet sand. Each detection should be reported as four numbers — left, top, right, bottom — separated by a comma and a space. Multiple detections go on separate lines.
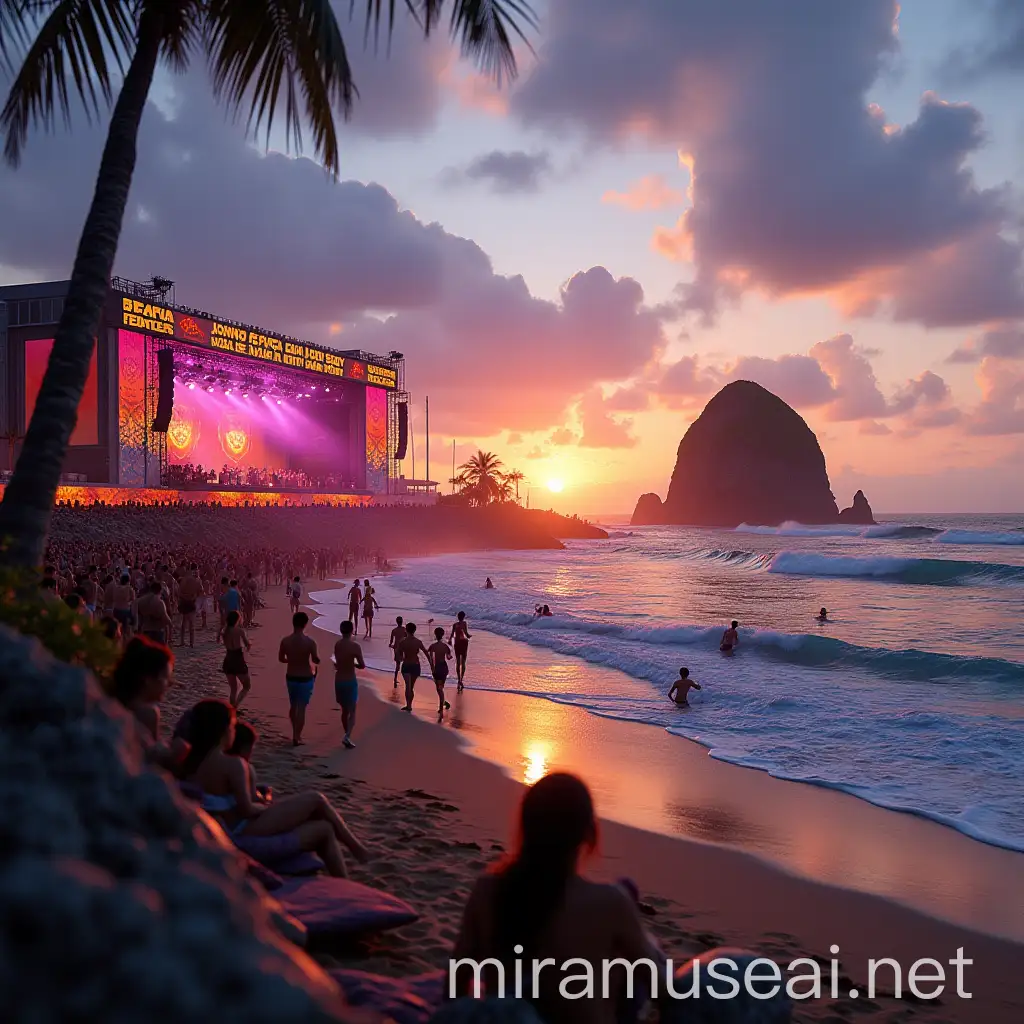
164, 581, 1024, 1022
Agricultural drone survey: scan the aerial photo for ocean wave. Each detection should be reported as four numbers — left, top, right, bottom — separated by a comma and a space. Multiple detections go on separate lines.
736, 521, 944, 540
735, 521, 866, 537
435, 603, 1024, 686
932, 529, 1024, 546
605, 531, 636, 539
767, 551, 1024, 586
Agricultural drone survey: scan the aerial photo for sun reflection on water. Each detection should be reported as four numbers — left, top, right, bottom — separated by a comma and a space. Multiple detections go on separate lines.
522, 741, 550, 786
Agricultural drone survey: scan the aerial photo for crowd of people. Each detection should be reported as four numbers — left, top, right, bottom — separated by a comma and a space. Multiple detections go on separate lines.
164, 462, 358, 492
31, 502, 790, 1022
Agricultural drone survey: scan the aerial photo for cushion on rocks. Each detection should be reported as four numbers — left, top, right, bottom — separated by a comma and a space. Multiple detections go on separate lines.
328, 969, 445, 1024
276, 876, 418, 938
271, 851, 326, 876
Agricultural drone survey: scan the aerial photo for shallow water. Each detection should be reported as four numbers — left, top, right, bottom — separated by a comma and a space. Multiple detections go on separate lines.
361, 514, 1024, 853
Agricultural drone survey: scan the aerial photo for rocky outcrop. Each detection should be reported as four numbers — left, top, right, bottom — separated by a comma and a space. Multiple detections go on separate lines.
838, 489, 876, 525
631, 380, 858, 527
0, 626, 350, 1022
631, 493, 665, 525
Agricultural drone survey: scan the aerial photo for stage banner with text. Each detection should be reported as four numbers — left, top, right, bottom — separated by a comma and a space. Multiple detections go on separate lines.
112, 293, 397, 388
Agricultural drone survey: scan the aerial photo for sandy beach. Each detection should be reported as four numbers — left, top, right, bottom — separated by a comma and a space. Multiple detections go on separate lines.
163, 580, 1024, 1023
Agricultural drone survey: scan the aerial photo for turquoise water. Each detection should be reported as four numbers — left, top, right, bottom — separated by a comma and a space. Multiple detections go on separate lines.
380, 514, 1024, 852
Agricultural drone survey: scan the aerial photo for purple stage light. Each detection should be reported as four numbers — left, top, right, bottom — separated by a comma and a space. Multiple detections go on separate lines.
187, 383, 195, 390
207, 386, 214, 392
242, 393, 249, 399
324, 387, 330, 393
276, 399, 282, 405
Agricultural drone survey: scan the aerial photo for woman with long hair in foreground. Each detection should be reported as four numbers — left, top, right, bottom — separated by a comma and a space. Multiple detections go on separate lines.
450, 773, 658, 1024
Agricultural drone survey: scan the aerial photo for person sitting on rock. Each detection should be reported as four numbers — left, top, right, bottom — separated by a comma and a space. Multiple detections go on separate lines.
180, 699, 368, 876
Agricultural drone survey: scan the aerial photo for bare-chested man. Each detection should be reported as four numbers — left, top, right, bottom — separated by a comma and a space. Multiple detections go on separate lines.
136, 580, 172, 645
396, 623, 429, 712
347, 579, 362, 626
668, 668, 702, 706
334, 620, 365, 749
720, 620, 739, 653
177, 564, 204, 648
111, 574, 136, 639
278, 611, 320, 746
388, 616, 407, 687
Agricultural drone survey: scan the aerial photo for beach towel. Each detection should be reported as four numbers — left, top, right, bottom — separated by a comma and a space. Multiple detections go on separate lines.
328, 969, 445, 1024
275, 876, 418, 938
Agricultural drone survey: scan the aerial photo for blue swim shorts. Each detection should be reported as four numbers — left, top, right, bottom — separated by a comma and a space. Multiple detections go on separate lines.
335, 678, 358, 709
286, 676, 315, 707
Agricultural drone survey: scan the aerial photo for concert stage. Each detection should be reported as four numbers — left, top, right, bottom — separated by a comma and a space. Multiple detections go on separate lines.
0, 278, 409, 498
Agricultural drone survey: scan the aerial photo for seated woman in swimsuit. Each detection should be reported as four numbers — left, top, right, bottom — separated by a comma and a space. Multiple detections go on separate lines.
112, 636, 184, 769
181, 699, 368, 876
450, 773, 659, 1024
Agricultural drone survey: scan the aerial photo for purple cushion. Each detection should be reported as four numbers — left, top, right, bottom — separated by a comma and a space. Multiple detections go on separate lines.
233, 830, 303, 864
328, 969, 445, 1024
272, 852, 325, 876
275, 877, 418, 938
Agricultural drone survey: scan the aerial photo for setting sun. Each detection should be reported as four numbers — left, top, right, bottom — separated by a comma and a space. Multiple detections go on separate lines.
547, 478, 564, 493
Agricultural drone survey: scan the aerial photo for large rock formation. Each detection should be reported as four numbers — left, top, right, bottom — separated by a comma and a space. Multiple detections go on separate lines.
631, 380, 872, 527
631, 493, 665, 526
838, 489, 875, 525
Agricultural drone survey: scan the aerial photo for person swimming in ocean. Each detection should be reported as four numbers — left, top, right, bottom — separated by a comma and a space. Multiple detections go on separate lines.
534, 604, 552, 618
668, 668, 702, 706
720, 620, 739, 652
484, 577, 494, 589
816, 607, 829, 622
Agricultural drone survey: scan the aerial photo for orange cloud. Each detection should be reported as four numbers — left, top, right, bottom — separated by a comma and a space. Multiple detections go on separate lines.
441, 63, 509, 116
603, 174, 684, 211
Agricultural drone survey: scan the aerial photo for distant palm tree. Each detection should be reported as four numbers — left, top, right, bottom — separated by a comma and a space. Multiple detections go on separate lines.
0, 0, 535, 567
503, 468, 525, 502
458, 449, 504, 505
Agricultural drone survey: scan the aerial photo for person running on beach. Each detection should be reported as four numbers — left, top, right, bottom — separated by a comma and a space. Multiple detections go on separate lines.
720, 620, 739, 653
428, 627, 453, 717
278, 612, 320, 746
361, 582, 379, 639
177, 564, 203, 647
334, 620, 365, 749
347, 579, 362, 625
449, 611, 472, 691
388, 616, 407, 687
668, 668, 702, 706
222, 610, 252, 708
397, 623, 429, 712
288, 576, 303, 614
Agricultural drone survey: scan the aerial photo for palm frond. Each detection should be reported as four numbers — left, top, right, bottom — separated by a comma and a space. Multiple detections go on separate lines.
361, 0, 533, 81
206, 0, 353, 176
0, 0, 135, 165
159, 0, 204, 74
445, 0, 535, 84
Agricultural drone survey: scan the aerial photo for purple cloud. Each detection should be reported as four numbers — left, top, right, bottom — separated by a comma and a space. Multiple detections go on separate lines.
511, 0, 1020, 328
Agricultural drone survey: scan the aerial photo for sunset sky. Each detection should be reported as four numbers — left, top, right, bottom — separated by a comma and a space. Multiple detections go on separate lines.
3, 0, 1024, 513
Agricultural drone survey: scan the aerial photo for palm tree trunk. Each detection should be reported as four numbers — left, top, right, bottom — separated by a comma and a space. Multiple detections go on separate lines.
0, 6, 165, 568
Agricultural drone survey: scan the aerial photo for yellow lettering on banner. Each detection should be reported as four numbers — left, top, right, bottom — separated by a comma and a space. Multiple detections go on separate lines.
212, 322, 248, 343
122, 311, 175, 336
325, 363, 344, 377
366, 364, 397, 388
211, 335, 234, 352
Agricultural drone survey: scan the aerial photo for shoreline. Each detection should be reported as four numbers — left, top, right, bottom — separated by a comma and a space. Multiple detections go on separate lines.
164, 581, 1024, 1021
308, 575, 1024, 944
